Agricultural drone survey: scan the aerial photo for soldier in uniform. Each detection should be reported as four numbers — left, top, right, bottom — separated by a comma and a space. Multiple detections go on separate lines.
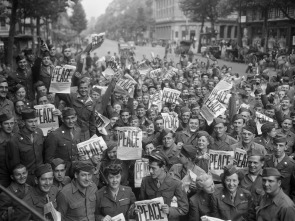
0, 76, 15, 115
95, 164, 136, 221
57, 161, 97, 221
254, 122, 276, 156
229, 114, 245, 142
6, 109, 44, 185
14, 163, 58, 221
175, 116, 200, 147
139, 151, 189, 221
44, 107, 81, 174
275, 117, 295, 155
50, 158, 71, 191
0, 164, 30, 220
0, 113, 14, 187
264, 134, 295, 200
249, 168, 295, 221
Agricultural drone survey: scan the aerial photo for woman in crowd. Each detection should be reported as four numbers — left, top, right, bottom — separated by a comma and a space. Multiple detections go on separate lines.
195, 131, 212, 173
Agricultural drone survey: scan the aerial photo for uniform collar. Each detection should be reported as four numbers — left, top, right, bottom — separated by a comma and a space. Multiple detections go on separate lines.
76, 93, 93, 103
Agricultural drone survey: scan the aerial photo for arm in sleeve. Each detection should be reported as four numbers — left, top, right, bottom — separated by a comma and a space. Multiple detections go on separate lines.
139, 177, 147, 200
89, 108, 96, 137
211, 193, 219, 218
168, 182, 189, 218
6, 139, 20, 171
188, 197, 200, 221
44, 132, 58, 163
279, 206, 295, 221
95, 192, 104, 221
100, 79, 116, 114
56, 192, 69, 220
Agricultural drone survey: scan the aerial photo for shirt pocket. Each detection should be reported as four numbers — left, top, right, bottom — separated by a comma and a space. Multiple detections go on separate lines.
119, 198, 130, 207
89, 195, 96, 212
69, 200, 85, 216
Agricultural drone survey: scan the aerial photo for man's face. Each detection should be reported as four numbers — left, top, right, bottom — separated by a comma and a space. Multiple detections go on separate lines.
182, 112, 190, 124
242, 129, 255, 144
37, 86, 47, 95
162, 132, 175, 148
195, 87, 201, 95
78, 83, 89, 97
24, 118, 38, 133
107, 146, 118, 160
208, 82, 214, 90
267, 128, 277, 138
63, 115, 77, 129
233, 119, 244, 133
136, 96, 143, 103
63, 48, 71, 57
1, 118, 15, 134
108, 173, 121, 190
263, 176, 281, 195
42, 56, 51, 66
214, 123, 227, 138
149, 161, 164, 179
245, 87, 252, 96
201, 87, 208, 95
148, 111, 157, 122
12, 167, 28, 185
202, 75, 208, 82
155, 119, 164, 132
281, 85, 290, 92
282, 119, 292, 132
145, 143, 155, 155
15, 101, 25, 115
240, 111, 250, 121
121, 112, 130, 123
49, 47, 56, 56
188, 119, 199, 132
137, 108, 145, 118
113, 104, 121, 114
182, 90, 189, 96
75, 170, 92, 188
36, 172, 53, 193
274, 142, 286, 158
143, 95, 149, 104
265, 109, 275, 117
202, 177, 215, 194
38, 96, 49, 105
16, 87, 26, 100
53, 164, 66, 182
18, 59, 27, 70
281, 99, 290, 110
248, 156, 264, 175
147, 124, 155, 135
26, 53, 35, 62
110, 117, 118, 126
91, 91, 100, 100
0, 82, 8, 98
192, 106, 200, 116
149, 88, 156, 95
278, 91, 285, 99
131, 119, 139, 127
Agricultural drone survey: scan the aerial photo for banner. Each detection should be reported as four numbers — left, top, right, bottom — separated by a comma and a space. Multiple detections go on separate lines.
49, 65, 76, 94
93, 85, 108, 96
117, 127, 142, 160
149, 68, 162, 79
77, 135, 108, 160
162, 88, 181, 104
209, 150, 234, 176
234, 148, 248, 169
116, 74, 137, 92
34, 104, 59, 136
162, 69, 176, 81
134, 159, 150, 188
200, 80, 232, 125
111, 213, 125, 221
161, 113, 179, 132
135, 197, 168, 221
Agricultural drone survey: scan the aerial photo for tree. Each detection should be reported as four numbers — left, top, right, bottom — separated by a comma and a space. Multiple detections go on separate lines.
7, 0, 18, 66
69, 1, 87, 35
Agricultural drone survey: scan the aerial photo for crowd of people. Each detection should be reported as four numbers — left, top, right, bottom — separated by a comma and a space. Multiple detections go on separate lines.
0, 39, 295, 221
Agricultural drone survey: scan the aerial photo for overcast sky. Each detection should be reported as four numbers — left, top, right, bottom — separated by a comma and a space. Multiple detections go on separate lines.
81, 0, 113, 20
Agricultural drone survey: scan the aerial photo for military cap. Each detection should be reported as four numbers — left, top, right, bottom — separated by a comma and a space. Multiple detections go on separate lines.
196, 173, 213, 189
140, 125, 147, 131
148, 150, 169, 166
41, 51, 50, 58
92, 87, 101, 94
248, 148, 266, 157
290, 111, 295, 117
21, 109, 37, 120
106, 141, 118, 151
196, 130, 210, 139
0, 75, 7, 83
262, 167, 283, 178
282, 116, 292, 122
0, 113, 13, 123
130, 115, 138, 120
243, 125, 255, 134
254, 88, 263, 95
254, 102, 263, 108
273, 133, 287, 144
223, 164, 238, 177
159, 129, 173, 140
261, 122, 275, 134
15, 54, 26, 63
103, 164, 122, 175
148, 85, 156, 90
62, 107, 76, 117
190, 104, 199, 109
50, 158, 65, 169
48, 44, 55, 50
110, 112, 119, 118
181, 145, 198, 160
120, 108, 131, 114
181, 107, 191, 114
232, 114, 243, 122
23, 48, 33, 56
15, 84, 25, 92
75, 161, 94, 172
265, 104, 274, 110
137, 103, 145, 109
213, 118, 226, 127
35, 163, 52, 178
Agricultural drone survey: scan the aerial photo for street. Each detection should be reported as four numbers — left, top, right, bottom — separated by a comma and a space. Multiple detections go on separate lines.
93, 39, 277, 78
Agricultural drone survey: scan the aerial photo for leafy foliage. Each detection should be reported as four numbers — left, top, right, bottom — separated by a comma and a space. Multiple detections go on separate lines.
69, 1, 87, 34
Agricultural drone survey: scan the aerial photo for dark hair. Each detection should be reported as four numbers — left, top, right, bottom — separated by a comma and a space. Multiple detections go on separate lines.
221, 170, 244, 189
104, 164, 122, 177
12, 164, 27, 173
149, 156, 165, 168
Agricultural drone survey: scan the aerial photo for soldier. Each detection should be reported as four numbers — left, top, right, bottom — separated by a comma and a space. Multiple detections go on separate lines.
264, 134, 295, 200
50, 158, 71, 191
0, 113, 15, 187
0, 76, 14, 115
6, 109, 44, 185
254, 122, 276, 156
140, 150, 189, 221
14, 163, 58, 221
0, 164, 30, 220
44, 107, 81, 173
229, 114, 245, 141
95, 164, 136, 221
249, 168, 295, 221
275, 117, 295, 155
57, 161, 97, 221
175, 116, 200, 147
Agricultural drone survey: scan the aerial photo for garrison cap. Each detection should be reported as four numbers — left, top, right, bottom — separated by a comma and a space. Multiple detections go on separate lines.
62, 107, 76, 117
0, 113, 13, 123
21, 109, 37, 120
50, 158, 66, 169
243, 125, 256, 134
261, 122, 275, 134
181, 145, 198, 160
74, 161, 94, 172
35, 164, 52, 178
273, 133, 287, 144
262, 167, 283, 178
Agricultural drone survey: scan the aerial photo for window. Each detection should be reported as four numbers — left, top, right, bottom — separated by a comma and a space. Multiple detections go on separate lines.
220, 25, 225, 38
0, 17, 5, 27
275, 8, 280, 18
234, 26, 237, 38
252, 10, 256, 21
175, 31, 178, 38
182, 30, 186, 38
227, 26, 232, 38
268, 8, 273, 19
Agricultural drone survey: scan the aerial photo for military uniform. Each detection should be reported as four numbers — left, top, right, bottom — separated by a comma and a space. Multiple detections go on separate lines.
0, 98, 15, 115
253, 189, 295, 221
264, 155, 295, 199
57, 180, 97, 221
211, 134, 237, 151
157, 143, 181, 166
139, 174, 189, 221
189, 190, 214, 221
6, 128, 44, 185
275, 129, 295, 155
44, 125, 81, 171
53, 176, 71, 192
169, 164, 205, 181
212, 187, 252, 221
95, 185, 136, 221
0, 131, 12, 187
14, 185, 58, 221
230, 141, 267, 156
175, 130, 198, 147
38, 65, 55, 91
254, 136, 275, 157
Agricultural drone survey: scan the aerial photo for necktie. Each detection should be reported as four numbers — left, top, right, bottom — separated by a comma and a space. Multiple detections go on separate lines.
30, 134, 34, 143
274, 159, 279, 167
157, 180, 161, 188
70, 130, 74, 140
46, 194, 50, 203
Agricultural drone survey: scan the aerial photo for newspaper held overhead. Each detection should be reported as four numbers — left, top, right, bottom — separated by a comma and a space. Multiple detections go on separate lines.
49, 65, 76, 94
138, 61, 152, 77
135, 197, 168, 221
95, 111, 110, 136
161, 113, 179, 132
162, 88, 181, 104
116, 74, 137, 93
34, 104, 59, 136
200, 80, 232, 125
117, 127, 142, 160
209, 150, 234, 176
77, 135, 108, 160
134, 159, 150, 188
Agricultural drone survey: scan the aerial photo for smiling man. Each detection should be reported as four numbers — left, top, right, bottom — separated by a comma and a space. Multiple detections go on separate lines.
50, 158, 71, 191
175, 116, 200, 147
57, 161, 97, 221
